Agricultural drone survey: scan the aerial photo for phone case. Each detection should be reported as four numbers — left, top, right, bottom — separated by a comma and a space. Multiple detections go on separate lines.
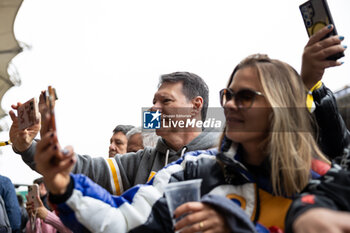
17, 98, 39, 130
299, 0, 344, 60
27, 184, 40, 209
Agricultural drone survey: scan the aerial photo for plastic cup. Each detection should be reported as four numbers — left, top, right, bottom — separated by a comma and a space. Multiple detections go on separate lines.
164, 179, 202, 227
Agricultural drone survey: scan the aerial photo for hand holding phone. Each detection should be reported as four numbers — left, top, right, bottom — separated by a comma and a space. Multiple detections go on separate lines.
27, 184, 40, 209
17, 98, 39, 130
300, 0, 345, 60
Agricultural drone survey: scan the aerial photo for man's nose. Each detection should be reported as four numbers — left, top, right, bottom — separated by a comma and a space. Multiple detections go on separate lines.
109, 143, 115, 150
151, 102, 162, 112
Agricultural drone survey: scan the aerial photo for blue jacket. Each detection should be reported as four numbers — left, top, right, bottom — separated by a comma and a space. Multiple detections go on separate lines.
0, 175, 21, 231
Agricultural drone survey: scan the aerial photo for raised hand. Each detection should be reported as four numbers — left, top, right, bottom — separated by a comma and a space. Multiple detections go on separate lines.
9, 103, 40, 152
34, 131, 75, 195
34, 194, 49, 220
301, 24, 346, 89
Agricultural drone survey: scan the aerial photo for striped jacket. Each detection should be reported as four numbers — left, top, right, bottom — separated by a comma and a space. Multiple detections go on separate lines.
49, 144, 331, 233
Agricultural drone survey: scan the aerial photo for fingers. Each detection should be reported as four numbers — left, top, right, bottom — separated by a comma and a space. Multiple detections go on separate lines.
39, 91, 46, 104
35, 132, 75, 180
319, 60, 342, 69
49, 145, 76, 172
36, 194, 44, 207
178, 219, 217, 233
35, 132, 61, 174
174, 203, 229, 233
51, 155, 76, 175
26, 201, 34, 209
26, 201, 34, 215
39, 91, 48, 115
309, 38, 346, 60
11, 102, 22, 110
174, 202, 204, 218
175, 212, 207, 233
35, 112, 41, 124
40, 113, 51, 138
174, 203, 214, 231
36, 131, 57, 154
306, 25, 334, 47
314, 34, 344, 50
319, 44, 346, 61
175, 211, 225, 233
9, 110, 17, 123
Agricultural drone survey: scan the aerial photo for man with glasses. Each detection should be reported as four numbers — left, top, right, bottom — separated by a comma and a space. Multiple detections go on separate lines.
9, 72, 220, 195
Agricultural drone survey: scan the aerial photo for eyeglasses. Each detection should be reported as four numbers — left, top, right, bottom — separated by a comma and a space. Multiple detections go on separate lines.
219, 88, 264, 109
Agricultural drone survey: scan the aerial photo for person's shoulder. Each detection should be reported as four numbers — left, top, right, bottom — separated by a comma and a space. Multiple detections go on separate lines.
118, 147, 155, 161
0, 175, 11, 184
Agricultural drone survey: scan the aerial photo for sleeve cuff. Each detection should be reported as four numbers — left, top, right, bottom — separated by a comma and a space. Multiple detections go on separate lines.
13, 139, 38, 154
306, 81, 323, 113
309, 81, 323, 92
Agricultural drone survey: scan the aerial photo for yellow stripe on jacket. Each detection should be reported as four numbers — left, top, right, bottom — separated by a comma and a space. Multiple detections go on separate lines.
306, 81, 323, 112
106, 158, 123, 195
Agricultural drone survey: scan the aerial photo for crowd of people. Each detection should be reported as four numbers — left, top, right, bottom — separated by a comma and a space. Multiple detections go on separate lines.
2, 24, 350, 232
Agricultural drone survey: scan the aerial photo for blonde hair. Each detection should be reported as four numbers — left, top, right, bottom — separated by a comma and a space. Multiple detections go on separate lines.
224, 54, 329, 196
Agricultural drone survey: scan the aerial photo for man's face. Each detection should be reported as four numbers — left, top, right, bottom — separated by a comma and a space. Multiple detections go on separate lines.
127, 133, 144, 152
152, 82, 194, 136
108, 132, 128, 157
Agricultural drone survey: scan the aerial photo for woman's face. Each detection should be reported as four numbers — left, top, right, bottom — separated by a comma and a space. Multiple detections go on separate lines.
224, 67, 272, 145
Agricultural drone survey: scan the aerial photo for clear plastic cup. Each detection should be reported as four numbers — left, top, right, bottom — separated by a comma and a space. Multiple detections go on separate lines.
164, 179, 202, 227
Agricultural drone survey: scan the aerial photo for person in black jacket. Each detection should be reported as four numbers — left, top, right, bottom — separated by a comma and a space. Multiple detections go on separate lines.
300, 24, 349, 161
285, 24, 350, 233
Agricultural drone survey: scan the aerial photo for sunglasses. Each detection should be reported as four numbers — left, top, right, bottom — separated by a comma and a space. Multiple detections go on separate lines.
219, 88, 264, 109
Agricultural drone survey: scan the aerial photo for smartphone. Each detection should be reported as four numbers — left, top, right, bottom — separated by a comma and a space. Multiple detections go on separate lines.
299, 0, 344, 60
27, 184, 40, 209
17, 98, 39, 130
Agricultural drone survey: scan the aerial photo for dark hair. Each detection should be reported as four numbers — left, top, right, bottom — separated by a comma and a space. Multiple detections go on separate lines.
17, 194, 24, 206
158, 72, 209, 121
33, 177, 44, 185
113, 125, 135, 135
